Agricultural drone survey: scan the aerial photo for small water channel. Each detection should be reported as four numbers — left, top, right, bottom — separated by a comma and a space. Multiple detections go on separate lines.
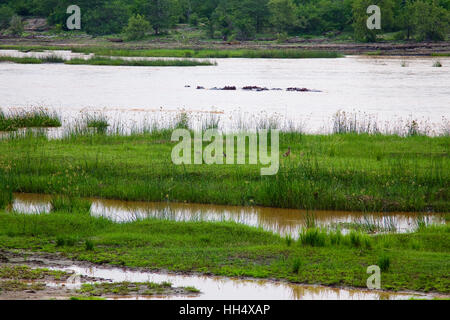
12, 193, 446, 238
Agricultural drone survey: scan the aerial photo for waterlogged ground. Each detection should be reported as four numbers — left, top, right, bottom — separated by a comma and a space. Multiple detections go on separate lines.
0, 250, 442, 300
0, 251, 200, 300
11, 193, 446, 238
0, 51, 449, 133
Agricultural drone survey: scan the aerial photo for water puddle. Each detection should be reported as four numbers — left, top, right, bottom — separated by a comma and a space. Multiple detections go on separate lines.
12, 193, 446, 238
49, 263, 435, 300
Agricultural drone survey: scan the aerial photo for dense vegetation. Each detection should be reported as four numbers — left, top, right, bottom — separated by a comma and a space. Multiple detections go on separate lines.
0, 0, 448, 41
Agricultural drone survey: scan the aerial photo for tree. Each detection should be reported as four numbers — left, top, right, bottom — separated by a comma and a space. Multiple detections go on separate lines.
0, 5, 14, 30
268, 0, 298, 33
352, 0, 394, 42
9, 15, 24, 36
83, 1, 130, 35
412, 0, 449, 41
397, 0, 415, 40
123, 14, 151, 40
134, 0, 175, 34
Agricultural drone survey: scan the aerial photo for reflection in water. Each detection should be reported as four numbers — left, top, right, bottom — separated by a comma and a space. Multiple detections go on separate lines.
52, 264, 433, 300
12, 193, 445, 239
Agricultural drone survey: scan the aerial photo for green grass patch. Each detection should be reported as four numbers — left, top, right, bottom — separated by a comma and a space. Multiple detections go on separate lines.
0, 45, 342, 59
0, 108, 61, 131
0, 131, 448, 212
0, 54, 215, 67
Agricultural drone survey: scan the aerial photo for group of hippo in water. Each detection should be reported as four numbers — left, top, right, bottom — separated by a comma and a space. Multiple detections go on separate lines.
185, 85, 321, 92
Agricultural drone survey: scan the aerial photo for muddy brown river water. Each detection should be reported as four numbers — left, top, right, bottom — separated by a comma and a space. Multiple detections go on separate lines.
1, 50, 449, 134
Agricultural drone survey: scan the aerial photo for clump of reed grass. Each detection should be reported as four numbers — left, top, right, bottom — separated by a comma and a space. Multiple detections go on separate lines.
85, 239, 94, 251
377, 254, 390, 272
291, 258, 302, 273
284, 234, 293, 247
174, 112, 190, 129
0, 187, 13, 210
299, 228, 327, 247
299, 228, 373, 249
432, 61, 442, 67
0, 108, 61, 131
51, 196, 91, 213
85, 114, 109, 133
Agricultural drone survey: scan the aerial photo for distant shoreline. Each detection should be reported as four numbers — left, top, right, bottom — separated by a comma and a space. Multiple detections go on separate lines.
1, 37, 449, 56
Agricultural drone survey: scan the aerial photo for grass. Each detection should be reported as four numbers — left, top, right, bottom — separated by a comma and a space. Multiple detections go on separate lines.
0, 108, 61, 131
0, 56, 43, 64
85, 115, 109, 133
377, 254, 390, 272
0, 45, 342, 59
431, 53, 450, 57
0, 55, 216, 67
0, 129, 448, 212
77, 281, 198, 296
0, 265, 68, 281
432, 61, 443, 67
50, 196, 91, 213
65, 57, 217, 67
0, 187, 12, 210
0, 210, 448, 293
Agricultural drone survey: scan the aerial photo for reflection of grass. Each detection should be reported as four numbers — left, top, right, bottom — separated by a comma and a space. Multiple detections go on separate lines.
0, 211, 448, 293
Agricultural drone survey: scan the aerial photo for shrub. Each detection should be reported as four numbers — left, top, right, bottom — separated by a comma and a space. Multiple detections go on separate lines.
0, 6, 14, 30
9, 15, 23, 36
189, 13, 199, 26
123, 14, 151, 41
